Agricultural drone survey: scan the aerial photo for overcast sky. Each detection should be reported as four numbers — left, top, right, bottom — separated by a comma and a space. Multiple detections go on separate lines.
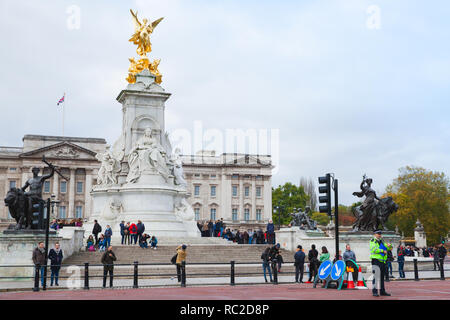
0, 0, 449, 205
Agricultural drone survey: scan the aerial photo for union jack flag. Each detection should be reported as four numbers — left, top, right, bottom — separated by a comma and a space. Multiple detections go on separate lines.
57, 94, 65, 106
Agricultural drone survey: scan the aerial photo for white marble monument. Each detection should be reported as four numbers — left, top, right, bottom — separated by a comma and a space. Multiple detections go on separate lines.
85, 70, 200, 241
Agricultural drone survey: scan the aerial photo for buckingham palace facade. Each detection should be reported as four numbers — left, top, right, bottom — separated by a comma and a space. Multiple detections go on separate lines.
0, 135, 273, 231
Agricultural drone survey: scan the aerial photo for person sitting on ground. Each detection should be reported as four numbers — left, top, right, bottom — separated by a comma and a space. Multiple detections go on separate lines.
98, 234, 107, 252
50, 219, 59, 231
86, 235, 95, 251
319, 246, 330, 264
150, 235, 158, 250
139, 233, 150, 249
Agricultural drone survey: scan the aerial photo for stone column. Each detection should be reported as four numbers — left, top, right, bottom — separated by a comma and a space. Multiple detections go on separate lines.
263, 176, 271, 222
239, 176, 243, 220
84, 170, 93, 219
21, 167, 29, 187
251, 176, 256, 220
52, 172, 59, 197
221, 170, 231, 221
68, 168, 76, 218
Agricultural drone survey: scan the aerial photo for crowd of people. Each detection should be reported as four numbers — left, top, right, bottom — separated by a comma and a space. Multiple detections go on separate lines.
197, 219, 277, 245
86, 220, 158, 252
50, 218, 83, 230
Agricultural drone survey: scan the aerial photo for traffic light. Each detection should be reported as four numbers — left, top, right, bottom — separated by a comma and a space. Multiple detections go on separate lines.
30, 201, 44, 230
318, 173, 332, 216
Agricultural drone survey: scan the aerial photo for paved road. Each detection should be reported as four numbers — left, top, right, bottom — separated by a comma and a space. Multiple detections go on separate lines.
0, 280, 449, 300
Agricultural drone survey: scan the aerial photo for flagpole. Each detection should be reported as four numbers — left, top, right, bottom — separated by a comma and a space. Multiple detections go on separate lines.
62, 92, 65, 137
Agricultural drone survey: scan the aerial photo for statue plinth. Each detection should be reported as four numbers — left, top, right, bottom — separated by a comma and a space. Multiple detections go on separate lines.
88, 69, 200, 241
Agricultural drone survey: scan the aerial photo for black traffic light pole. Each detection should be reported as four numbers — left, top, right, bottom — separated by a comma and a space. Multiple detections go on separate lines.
318, 173, 339, 261
333, 179, 339, 261
43, 198, 51, 290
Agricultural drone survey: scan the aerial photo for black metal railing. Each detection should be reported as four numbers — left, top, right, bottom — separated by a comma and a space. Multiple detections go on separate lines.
0, 257, 447, 292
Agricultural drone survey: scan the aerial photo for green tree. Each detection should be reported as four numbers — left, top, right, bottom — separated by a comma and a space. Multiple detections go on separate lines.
311, 212, 330, 225
385, 166, 450, 245
272, 182, 309, 225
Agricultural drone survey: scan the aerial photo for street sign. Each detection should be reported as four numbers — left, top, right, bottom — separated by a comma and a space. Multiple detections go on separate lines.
331, 260, 345, 281
318, 260, 332, 280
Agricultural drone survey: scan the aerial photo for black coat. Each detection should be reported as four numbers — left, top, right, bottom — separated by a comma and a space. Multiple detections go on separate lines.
48, 249, 63, 267
101, 251, 117, 270
92, 223, 102, 235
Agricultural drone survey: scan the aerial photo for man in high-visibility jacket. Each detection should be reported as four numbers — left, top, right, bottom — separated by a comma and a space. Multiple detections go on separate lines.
370, 230, 392, 297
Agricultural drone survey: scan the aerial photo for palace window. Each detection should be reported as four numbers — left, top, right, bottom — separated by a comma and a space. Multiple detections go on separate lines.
244, 208, 250, 221
244, 186, 250, 197
256, 186, 261, 197
75, 206, 83, 218
194, 208, 200, 221
76, 182, 83, 194
59, 206, 66, 219
194, 185, 200, 196
44, 181, 50, 193
232, 209, 238, 221
9, 181, 16, 189
60, 181, 67, 193
210, 208, 216, 220
232, 185, 238, 197
210, 185, 216, 197
256, 209, 262, 221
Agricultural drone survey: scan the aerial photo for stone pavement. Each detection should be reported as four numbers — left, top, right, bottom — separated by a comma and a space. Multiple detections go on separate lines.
0, 268, 448, 292
0, 280, 449, 300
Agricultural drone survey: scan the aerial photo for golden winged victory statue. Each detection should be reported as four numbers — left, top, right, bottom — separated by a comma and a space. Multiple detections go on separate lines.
126, 9, 164, 84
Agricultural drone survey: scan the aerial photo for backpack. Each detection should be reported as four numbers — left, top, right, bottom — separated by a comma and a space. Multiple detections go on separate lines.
171, 254, 178, 264
88, 245, 95, 252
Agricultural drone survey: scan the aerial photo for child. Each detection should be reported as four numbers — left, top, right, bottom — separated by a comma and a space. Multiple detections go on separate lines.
150, 236, 158, 250
86, 235, 95, 251
98, 234, 107, 252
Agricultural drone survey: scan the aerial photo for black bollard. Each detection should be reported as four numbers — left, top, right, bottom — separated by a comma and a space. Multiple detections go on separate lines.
33, 264, 40, 292
181, 261, 186, 287
230, 261, 235, 286
133, 261, 139, 288
273, 260, 278, 285
413, 258, 419, 281
84, 263, 89, 290
440, 258, 445, 281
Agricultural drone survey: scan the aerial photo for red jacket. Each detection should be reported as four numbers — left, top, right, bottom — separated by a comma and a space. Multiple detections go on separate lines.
129, 223, 138, 235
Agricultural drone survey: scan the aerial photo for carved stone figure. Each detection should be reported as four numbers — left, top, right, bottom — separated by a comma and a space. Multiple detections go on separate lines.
171, 148, 187, 187
95, 146, 121, 186
351, 175, 399, 231
126, 127, 171, 183
174, 198, 195, 221
289, 207, 317, 230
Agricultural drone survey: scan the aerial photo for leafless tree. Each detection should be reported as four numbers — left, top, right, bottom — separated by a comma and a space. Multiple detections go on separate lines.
299, 177, 317, 211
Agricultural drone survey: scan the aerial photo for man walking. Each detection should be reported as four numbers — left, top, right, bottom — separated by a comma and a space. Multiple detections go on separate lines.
32, 241, 46, 287
92, 220, 102, 247
397, 244, 406, 278
294, 245, 305, 283
48, 242, 63, 286
176, 244, 187, 283
261, 247, 273, 283
370, 230, 391, 297
101, 246, 117, 288
307, 244, 319, 283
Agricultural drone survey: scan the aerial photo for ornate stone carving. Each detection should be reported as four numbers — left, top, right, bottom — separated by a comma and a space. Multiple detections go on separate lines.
126, 127, 171, 183
95, 146, 122, 186
49, 146, 79, 158
171, 148, 187, 187
174, 198, 195, 221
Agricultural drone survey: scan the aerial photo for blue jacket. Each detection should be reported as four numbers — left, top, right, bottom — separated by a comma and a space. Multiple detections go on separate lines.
137, 223, 145, 234
267, 223, 275, 234
104, 228, 112, 238
119, 223, 125, 236
294, 251, 305, 266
